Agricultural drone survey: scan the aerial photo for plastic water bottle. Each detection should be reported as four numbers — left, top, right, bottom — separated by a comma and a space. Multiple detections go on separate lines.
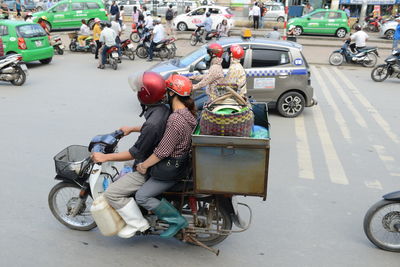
102, 177, 111, 191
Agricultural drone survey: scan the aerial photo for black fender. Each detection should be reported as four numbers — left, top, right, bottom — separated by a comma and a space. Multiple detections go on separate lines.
218, 196, 246, 229
383, 191, 400, 201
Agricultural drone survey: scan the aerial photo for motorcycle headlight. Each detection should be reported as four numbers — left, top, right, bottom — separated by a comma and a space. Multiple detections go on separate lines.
392, 49, 399, 56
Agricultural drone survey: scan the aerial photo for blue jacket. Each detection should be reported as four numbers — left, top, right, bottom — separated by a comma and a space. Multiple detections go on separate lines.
199, 17, 212, 32
394, 24, 400, 40
110, 5, 119, 16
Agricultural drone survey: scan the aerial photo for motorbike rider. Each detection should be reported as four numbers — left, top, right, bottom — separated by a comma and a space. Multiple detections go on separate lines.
222, 44, 247, 97
135, 74, 197, 238
37, 16, 50, 35
92, 71, 170, 238
98, 21, 116, 69
143, 11, 154, 35
287, 25, 297, 42
110, 15, 122, 59
24, 12, 33, 23
147, 17, 166, 62
197, 12, 213, 41
78, 19, 91, 47
348, 24, 369, 53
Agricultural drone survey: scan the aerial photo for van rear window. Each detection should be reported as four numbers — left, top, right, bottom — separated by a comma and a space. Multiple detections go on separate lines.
16, 24, 46, 38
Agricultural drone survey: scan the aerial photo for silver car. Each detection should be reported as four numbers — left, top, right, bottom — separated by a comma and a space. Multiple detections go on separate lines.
264, 2, 285, 22
149, 37, 316, 117
379, 20, 398, 40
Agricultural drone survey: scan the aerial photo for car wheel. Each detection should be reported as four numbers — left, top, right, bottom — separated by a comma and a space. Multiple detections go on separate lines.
335, 28, 347, 38
294, 26, 302, 36
177, 22, 188, 32
277, 91, 305, 118
39, 57, 52, 64
277, 16, 285, 23
385, 29, 395, 40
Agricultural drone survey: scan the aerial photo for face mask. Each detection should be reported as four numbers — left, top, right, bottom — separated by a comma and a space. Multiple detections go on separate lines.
204, 54, 211, 62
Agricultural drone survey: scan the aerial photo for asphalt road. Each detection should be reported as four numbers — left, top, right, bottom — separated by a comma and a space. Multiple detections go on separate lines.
1, 52, 400, 267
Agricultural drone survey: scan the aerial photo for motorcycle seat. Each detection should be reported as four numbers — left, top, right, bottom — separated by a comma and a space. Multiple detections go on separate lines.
0, 55, 9, 60
359, 46, 377, 51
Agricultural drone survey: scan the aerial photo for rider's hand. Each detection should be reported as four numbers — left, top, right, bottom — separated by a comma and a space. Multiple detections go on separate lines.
119, 126, 133, 136
92, 152, 108, 163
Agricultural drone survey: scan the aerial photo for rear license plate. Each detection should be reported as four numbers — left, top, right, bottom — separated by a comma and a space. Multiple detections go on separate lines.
112, 52, 118, 58
127, 43, 134, 49
35, 40, 42, 47
20, 64, 28, 72
59, 45, 65, 49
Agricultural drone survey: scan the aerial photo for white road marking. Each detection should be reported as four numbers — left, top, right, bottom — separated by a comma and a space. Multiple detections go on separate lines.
313, 105, 349, 185
365, 180, 383, 190
373, 145, 400, 175
294, 115, 315, 179
311, 66, 352, 142
333, 68, 400, 144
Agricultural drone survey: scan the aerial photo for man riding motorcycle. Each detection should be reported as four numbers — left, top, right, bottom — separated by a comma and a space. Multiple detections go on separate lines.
197, 12, 213, 41
147, 18, 166, 62
98, 21, 116, 69
92, 71, 170, 238
348, 24, 369, 53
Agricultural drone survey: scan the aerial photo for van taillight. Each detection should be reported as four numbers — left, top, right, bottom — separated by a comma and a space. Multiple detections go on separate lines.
18, 38, 27, 50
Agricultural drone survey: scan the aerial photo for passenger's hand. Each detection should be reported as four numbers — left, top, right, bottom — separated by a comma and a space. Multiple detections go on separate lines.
91, 152, 108, 163
136, 163, 147, 175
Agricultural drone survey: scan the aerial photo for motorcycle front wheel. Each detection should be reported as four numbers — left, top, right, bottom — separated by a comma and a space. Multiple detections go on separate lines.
329, 52, 344, 66
159, 48, 170, 61
56, 46, 64, 55
10, 66, 26, 86
128, 49, 135, 60
48, 182, 96, 231
136, 46, 148, 59
190, 35, 198, 46
371, 64, 389, 82
130, 32, 140, 43
364, 199, 400, 252
362, 53, 378, 68
69, 42, 77, 52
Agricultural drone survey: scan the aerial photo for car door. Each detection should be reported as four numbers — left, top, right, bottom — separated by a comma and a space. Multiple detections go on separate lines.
325, 11, 342, 34
86, 2, 101, 21
304, 11, 327, 34
0, 25, 11, 54
50, 2, 71, 29
187, 7, 206, 29
246, 45, 292, 102
71, 2, 88, 28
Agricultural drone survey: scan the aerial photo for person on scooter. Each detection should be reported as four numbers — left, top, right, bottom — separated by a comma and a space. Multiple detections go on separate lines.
38, 16, 50, 35
223, 44, 247, 97
197, 12, 213, 41
147, 18, 165, 62
135, 74, 197, 239
190, 43, 224, 109
348, 24, 369, 53
110, 15, 122, 59
92, 71, 170, 238
78, 19, 91, 47
98, 21, 116, 69
143, 10, 153, 34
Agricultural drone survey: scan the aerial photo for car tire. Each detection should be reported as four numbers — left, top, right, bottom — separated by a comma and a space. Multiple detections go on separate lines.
40, 57, 52, 64
294, 26, 302, 36
277, 91, 305, 118
385, 29, 395, 40
177, 22, 188, 32
277, 16, 284, 23
335, 28, 347, 38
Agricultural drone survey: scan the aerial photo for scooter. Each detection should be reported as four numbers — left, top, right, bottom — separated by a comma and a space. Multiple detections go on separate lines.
190, 25, 205, 46
48, 130, 251, 255
120, 39, 136, 60
329, 39, 378, 67
364, 189, 400, 252
371, 49, 400, 82
130, 22, 144, 43
68, 32, 96, 54
99, 46, 120, 70
135, 31, 173, 60
0, 54, 28, 86
50, 35, 64, 55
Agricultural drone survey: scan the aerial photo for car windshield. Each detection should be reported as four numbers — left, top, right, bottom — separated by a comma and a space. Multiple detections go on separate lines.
16, 24, 46, 38
175, 47, 206, 67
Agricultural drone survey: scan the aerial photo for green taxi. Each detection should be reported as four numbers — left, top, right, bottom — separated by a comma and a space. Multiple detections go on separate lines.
0, 20, 53, 64
32, 0, 108, 30
287, 9, 350, 38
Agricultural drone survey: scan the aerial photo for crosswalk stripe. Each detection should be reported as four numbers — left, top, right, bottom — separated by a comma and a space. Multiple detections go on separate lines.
294, 115, 315, 179
333, 67, 400, 144
320, 66, 367, 129
313, 105, 349, 185
311, 66, 352, 142
372, 145, 400, 176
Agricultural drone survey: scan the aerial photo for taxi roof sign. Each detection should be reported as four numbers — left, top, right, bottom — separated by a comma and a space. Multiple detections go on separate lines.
242, 28, 252, 39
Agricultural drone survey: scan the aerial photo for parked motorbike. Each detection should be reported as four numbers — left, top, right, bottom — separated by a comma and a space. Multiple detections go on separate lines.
136, 31, 174, 60
50, 35, 64, 55
0, 54, 28, 86
364, 16, 382, 32
49, 130, 251, 255
68, 32, 96, 54
120, 39, 135, 60
364, 190, 400, 252
100, 46, 120, 70
371, 49, 400, 82
329, 40, 378, 67
130, 22, 144, 43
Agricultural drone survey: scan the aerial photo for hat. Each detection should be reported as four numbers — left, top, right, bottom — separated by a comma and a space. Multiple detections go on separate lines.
94, 18, 100, 23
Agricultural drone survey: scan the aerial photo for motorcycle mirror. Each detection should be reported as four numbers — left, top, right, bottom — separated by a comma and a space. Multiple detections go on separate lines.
195, 61, 207, 72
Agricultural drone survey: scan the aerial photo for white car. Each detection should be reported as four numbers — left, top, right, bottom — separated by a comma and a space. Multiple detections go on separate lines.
174, 5, 234, 31
379, 20, 398, 40
264, 2, 285, 22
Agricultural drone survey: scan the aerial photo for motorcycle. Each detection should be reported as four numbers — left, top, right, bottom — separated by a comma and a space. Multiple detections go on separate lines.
100, 46, 120, 70
190, 25, 221, 46
371, 49, 400, 82
0, 54, 28, 86
68, 32, 96, 54
120, 39, 136, 60
50, 35, 64, 55
364, 190, 400, 252
364, 16, 382, 32
48, 130, 252, 255
130, 22, 144, 43
135, 31, 174, 60
329, 40, 378, 68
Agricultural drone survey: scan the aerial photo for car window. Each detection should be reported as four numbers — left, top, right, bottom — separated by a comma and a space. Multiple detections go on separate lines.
221, 44, 247, 69
209, 8, 220, 14
0, 25, 8, 36
309, 12, 326, 20
251, 48, 290, 68
226, 8, 233, 15
327, 12, 341, 19
191, 8, 205, 16
178, 47, 206, 67
72, 2, 85, 11
54, 3, 69, 12
87, 2, 100, 9
16, 24, 46, 38
272, 6, 281, 11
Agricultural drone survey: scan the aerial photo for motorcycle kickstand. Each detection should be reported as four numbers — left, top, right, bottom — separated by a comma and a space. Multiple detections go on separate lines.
182, 231, 220, 256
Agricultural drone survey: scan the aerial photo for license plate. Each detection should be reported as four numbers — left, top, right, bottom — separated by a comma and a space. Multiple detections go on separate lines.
127, 43, 134, 49
112, 52, 118, 58
59, 45, 65, 49
20, 64, 28, 73
35, 40, 42, 47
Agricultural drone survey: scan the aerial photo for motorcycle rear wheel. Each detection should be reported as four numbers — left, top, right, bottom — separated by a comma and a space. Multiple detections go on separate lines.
190, 35, 198, 46
136, 46, 148, 59
69, 42, 77, 52
329, 52, 344, 66
90, 44, 97, 54
10, 66, 26, 86
128, 50, 135, 60
48, 182, 96, 231
362, 53, 377, 68
364, 200, 400, 252
371, 64, 389, 82
56, 47, 64, 55
112, 61, 118, 70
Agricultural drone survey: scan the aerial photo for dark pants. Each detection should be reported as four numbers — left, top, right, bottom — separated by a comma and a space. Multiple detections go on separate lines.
148, 41, 159, 60
115, 36, 121, 57
135, 177, 177, 211
350, 43, 365, 53
95, 40, 101, 58
253, 16, 259, 29
101, 45, 111, 65
195, 92, 209, 111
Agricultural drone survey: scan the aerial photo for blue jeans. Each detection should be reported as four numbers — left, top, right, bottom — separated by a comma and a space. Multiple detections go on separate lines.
148, 41, 158, 60
101, 45, 111, 65
393, 39, 399, 50
195, 92, 209, 111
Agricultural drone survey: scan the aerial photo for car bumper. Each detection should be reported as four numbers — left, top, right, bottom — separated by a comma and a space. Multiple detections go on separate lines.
20, 46, 54, 62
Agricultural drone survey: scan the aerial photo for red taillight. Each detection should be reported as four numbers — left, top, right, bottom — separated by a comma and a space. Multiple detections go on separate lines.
17, 56, 22, 61
18, 38, 27, 50
132, 23, 137, 29
224, 14, 233, 19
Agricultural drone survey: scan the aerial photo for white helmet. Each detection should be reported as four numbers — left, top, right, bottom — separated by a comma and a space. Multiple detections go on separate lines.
289, 25, 295, 30
154, 18, 161, 24
145, 11, 151, 16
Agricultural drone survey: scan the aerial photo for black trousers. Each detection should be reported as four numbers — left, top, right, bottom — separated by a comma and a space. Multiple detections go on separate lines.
253, 16, 259, 29
95, 40, 101, 58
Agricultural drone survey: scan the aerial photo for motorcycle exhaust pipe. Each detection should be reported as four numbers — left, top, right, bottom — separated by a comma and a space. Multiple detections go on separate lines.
0, 74, 16, 81
2, 67, 16, 74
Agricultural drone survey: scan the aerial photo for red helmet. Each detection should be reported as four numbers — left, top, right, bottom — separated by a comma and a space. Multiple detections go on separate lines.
230, 44, 244, 59
165, 74, 192, 97
207, 43, 224, 58
128, 71, 166, 105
